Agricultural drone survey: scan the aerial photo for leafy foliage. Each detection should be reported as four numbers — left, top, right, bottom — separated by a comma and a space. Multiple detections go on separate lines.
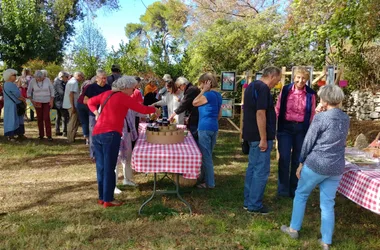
22, 59, 62, 80
71, 21, 107, 78
0, 0, 118, 70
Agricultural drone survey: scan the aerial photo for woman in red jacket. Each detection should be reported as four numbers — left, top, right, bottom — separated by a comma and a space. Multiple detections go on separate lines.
88, 76, 160, 208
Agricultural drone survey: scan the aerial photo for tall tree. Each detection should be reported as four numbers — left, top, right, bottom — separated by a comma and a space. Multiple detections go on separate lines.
0, 0, 119, 70
71, 21, 107, 77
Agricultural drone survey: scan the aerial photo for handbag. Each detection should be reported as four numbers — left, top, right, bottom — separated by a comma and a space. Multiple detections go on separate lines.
4, 89, 26, 116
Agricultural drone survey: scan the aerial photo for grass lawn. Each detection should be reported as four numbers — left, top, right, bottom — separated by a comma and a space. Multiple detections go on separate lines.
0, 121, 379, 250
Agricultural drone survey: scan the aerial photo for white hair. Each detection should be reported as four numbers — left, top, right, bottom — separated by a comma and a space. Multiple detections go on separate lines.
41, 69, 48, 77
112, 75, 137, 91
318, 84, 345, 106
74, 71, 84, 78
96, 69, 106, 76
58, 71, 69, 80
34, 70, 44, 79
176, 76, 189, 86
2, 69, 17, 81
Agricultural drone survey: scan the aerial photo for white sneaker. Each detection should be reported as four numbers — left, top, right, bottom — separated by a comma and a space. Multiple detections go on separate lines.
123, 179, 138, 187
114, 187, 122, 194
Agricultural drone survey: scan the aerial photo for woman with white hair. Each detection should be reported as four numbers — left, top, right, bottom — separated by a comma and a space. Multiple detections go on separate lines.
281, 84, 349, 250
27, 70, 54, 140
88, 75, 160, 208
2, 69, 27, 141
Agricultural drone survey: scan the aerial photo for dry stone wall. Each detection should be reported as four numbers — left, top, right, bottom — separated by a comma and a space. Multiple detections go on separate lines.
344, 90, 380, 120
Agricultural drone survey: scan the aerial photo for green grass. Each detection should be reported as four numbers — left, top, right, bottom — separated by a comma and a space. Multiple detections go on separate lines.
0, 122, 379, 249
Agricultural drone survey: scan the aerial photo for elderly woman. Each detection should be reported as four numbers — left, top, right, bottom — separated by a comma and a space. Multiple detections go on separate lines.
87, 76, 160, 208
53, 71, 70, 137
27, 70, 54, 140
2, 69, 27, 141
193, 73, 222, 189
275, 67, 316, 197
169, 76, 200, 141
281, 85, 349, 250
153, 80, 184, 124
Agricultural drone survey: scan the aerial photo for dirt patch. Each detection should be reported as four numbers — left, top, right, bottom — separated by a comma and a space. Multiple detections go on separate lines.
348, 120, 380, 144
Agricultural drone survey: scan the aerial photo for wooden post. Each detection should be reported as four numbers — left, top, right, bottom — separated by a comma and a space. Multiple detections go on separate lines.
239, 70, 252, 141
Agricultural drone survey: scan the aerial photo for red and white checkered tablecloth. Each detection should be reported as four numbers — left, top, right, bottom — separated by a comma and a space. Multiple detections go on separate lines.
338, 167, 380, 215
132, 123, 202, 179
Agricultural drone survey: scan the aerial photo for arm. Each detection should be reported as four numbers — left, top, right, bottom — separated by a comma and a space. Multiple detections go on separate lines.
70, 92, 75, 112
218, 108, 222, 120
299, 116, 321, 163
27, 80, 33, 99
192, 90, 208, 107
310, 94, 316, 121
256, 110, 267, 151
87, 94, 102, 114
275, 90, 282, 118
49, 82, 54, 108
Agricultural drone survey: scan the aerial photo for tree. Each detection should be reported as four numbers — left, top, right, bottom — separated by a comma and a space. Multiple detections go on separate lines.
183, 8, 286, 82
125, 0, 188, 78
71, 21, 107, 77
0, 0, 119, 70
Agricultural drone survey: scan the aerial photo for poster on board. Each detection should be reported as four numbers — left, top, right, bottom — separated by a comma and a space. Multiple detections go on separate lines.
221, 71, 236, 91
221, 99, 234, 118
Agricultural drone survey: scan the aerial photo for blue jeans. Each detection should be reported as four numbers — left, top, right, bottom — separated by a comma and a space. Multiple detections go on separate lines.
244, 140, 273, 210
89, 115, 96, 158
93, 131, 121, 202
197, 130, 218, 187
76, 103, 89, 137
290, 165, 342, 244
277, 123, 306, 197
188, 124, 198, 143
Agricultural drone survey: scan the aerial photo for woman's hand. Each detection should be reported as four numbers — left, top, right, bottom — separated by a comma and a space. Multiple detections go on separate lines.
154, 107, 161, 117
296, 163, 303, 179
49, 100, 54, 109
202, 80, 212, 92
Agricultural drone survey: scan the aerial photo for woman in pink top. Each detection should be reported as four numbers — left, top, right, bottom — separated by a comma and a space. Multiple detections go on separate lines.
275, 67, 316, 197
87, 76, 160, 208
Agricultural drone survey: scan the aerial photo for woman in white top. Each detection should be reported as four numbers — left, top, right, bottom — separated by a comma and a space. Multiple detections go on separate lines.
27, 70, 54, 140
153, 80, 184, 124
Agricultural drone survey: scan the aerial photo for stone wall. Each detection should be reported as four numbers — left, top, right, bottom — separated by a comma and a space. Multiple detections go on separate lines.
344, 90, 380, 120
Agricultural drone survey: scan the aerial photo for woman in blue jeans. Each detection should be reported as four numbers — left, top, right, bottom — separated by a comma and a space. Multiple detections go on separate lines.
281, 85, 349, 250
193, 73, 222, 189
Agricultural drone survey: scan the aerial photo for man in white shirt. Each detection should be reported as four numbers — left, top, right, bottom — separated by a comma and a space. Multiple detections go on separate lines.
63, 71, 84, 143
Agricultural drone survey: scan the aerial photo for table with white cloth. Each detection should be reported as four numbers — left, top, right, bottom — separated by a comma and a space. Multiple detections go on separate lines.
337, 148, 380, 215
132, 123, 202, 215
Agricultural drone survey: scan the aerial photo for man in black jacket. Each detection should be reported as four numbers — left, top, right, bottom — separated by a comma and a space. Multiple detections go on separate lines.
169, 76, 200, 141
53, 71, 70, 136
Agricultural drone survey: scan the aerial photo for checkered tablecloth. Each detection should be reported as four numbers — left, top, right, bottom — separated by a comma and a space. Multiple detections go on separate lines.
131, 123, 202, 179
338, 167, 380, 215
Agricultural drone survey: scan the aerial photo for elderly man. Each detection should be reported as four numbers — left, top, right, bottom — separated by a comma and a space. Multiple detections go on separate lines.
243, 66, 282, 214
84, 69, 111, 160
169, 76, 200, 141
53, 71, 70, 136
63, 71, 84, 143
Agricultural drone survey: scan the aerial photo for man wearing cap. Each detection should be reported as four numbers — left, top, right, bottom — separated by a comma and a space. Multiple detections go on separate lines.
107, 64, 121, 86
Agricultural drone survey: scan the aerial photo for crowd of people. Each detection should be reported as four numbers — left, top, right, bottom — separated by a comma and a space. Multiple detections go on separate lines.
1, 65, 349, 249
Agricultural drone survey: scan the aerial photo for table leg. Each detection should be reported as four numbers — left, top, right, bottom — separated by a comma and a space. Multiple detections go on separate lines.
138, 173, 192, 215
138, 173, 157, 215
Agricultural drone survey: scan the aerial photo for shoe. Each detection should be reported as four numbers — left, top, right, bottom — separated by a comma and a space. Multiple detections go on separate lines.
97, 200, 104, 205
123, 179, 138, 187
114, 187, 122, 194
47, 137, 53, 141
63, 132, 67, 137
248, 205, 270, 215
243, 206, 248, 210
17, 135, 27, 140
55, 132, 63, 136
103, 201, 124, 208
38, 136, 44, 140
85, 139, 89, 145
280, 225, 299, 239
318, 239, 330, 250
7, 136, 16, 142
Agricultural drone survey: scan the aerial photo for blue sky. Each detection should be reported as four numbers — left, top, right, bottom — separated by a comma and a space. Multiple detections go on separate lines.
93, 0, 157, 50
